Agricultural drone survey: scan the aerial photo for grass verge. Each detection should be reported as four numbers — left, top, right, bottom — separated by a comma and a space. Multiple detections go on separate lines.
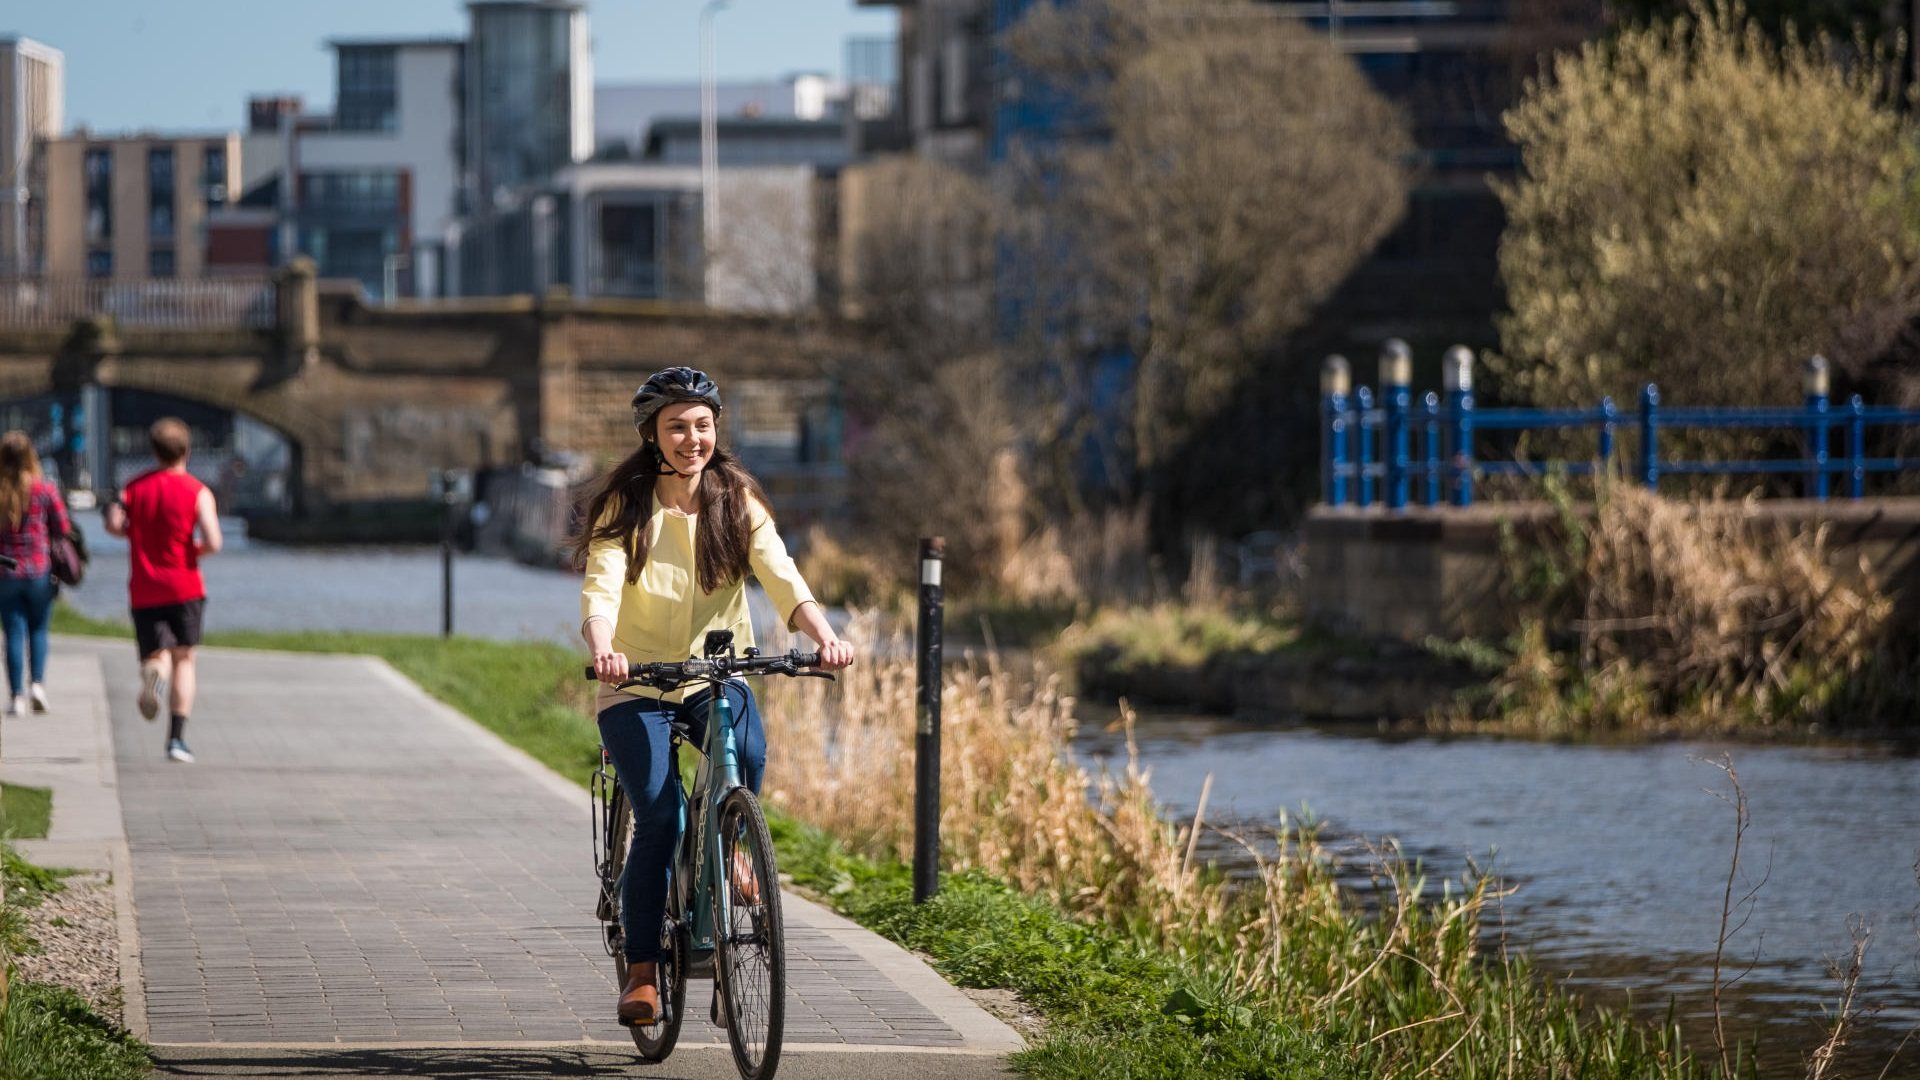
2, 844, 150, 1080
1, 785, 52, 841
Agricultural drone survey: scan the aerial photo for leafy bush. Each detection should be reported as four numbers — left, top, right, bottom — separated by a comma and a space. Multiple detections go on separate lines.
1495, 1, 1920, 409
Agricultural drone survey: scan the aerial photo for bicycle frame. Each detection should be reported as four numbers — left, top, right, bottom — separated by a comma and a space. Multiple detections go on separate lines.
678, 681, 747, 956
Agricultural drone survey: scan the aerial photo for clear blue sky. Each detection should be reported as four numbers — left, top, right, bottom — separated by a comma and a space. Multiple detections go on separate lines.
6, 1, 898, 133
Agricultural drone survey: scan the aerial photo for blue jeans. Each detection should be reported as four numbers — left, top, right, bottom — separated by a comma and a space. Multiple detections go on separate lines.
0, 574, 54, 697
598, 681, 766, 964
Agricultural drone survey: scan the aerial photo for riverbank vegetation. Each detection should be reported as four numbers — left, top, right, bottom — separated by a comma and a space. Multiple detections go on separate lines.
759, 615, 1731, 1077
1447, 479, 1914, 737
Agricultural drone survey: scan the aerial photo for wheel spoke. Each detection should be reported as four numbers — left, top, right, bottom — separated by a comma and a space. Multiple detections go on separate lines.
715, 792, 782, 1077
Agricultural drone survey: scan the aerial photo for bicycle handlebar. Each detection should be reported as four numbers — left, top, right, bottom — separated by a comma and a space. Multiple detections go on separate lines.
583, 649, 828, 688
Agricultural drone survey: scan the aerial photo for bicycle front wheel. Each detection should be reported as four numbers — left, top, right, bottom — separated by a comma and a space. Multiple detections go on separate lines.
712, 788, 785, 1080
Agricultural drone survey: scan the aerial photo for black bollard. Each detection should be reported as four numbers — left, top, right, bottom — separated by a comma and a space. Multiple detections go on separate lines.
913, 537, 945, 903
440, 470, 456, 638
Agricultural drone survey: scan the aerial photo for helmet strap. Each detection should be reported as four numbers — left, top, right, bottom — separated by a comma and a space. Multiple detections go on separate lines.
646, 440, 694, 479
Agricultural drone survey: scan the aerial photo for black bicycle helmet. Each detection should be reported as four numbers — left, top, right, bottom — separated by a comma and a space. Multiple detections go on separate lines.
630, 366, 723, 437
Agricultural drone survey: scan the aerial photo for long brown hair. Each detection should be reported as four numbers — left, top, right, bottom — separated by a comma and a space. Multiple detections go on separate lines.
569, 426, 773, 593
0, 431, 42, 529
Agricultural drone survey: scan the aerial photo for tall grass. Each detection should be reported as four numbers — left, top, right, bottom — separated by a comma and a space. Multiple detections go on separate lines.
761, 614, 1709, 1077
1475, 478, 1902, 734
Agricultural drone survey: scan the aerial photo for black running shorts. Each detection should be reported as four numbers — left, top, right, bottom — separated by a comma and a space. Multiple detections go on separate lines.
132, 598, 206, 657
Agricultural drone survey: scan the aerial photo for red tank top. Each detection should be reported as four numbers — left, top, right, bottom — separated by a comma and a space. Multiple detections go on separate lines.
123, 468, 208, 608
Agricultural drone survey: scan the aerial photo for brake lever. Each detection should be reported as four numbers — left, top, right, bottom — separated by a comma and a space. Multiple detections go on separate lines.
798, 671, 836, 682
615, 675, 685, 692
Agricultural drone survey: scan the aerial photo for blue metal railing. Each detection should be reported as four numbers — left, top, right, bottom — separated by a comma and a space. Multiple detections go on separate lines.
1320, 346, 1920, 509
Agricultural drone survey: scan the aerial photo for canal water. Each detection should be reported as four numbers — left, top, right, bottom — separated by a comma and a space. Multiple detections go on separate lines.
1075, 711, 1920, 1076
62, 513, 1920, 1073
66, 510, 592, 645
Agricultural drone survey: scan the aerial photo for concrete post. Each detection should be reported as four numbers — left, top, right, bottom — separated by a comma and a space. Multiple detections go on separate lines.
1321, 355, 1350, 506
278, 256, 319, 370
1380, 339, 1412, 510
1804, 354, 1830, 500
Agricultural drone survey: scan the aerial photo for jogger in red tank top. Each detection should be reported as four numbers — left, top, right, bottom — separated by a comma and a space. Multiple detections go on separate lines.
104, 418, 224, 763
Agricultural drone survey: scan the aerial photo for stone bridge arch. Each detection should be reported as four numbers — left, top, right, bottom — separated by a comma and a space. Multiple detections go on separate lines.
0, 274, 867, 520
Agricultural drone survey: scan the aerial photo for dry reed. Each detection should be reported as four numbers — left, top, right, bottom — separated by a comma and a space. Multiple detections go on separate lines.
1485, 480, 1894, 731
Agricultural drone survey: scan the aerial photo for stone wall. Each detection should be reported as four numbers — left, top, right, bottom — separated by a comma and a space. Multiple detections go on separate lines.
1305, 499, 1920, 641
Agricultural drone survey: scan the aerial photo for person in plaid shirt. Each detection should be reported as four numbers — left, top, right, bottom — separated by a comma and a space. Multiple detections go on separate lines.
0, 431, 71, 717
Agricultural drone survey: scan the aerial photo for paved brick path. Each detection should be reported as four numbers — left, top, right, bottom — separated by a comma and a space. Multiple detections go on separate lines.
65, 638, 1018, 1060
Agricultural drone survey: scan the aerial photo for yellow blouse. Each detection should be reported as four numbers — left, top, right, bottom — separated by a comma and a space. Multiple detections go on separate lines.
581, 493, 816, 705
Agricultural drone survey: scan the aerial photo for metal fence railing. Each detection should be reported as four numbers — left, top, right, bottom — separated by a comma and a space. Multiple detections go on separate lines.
1322, 344, 1920, 509
0, 276, 278, 331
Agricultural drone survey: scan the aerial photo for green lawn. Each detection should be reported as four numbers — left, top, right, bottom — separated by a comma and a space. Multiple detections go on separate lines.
1, 782, 53, 840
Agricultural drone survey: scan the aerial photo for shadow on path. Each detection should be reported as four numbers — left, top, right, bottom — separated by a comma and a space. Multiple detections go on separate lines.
151, 1044, 1015, 1079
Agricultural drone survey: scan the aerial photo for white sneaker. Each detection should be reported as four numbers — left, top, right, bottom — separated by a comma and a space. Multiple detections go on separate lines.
29, 682, 48, 713
4, 695, 25, 717
138, 665, 164, 721
166, 737, 195, 763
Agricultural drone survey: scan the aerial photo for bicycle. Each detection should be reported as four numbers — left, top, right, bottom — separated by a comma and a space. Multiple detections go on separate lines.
586, 630, 832, 1080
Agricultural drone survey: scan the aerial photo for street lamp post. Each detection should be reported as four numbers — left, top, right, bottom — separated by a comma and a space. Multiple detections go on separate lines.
700, 0, 729, 261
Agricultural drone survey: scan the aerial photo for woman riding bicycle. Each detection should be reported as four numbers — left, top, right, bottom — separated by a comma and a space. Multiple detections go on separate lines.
574, 366, 853, 1027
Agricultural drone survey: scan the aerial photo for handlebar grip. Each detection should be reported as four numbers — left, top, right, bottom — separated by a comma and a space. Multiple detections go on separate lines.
584, 664, 649, 680
793, 651, 821, 668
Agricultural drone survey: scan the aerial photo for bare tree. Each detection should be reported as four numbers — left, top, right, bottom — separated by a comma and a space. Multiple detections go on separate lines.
833, 156, 1019, 586
1002, 0, 1413, 511
703, 169, 822, 317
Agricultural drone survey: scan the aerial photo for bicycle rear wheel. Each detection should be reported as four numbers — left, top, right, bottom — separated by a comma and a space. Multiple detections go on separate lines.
622, 895, 688, 1059
712, 788, 785, 1080
606, 796, 688, 1059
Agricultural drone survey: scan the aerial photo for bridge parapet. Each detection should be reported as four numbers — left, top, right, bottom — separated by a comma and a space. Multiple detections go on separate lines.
0, 275, 279, 332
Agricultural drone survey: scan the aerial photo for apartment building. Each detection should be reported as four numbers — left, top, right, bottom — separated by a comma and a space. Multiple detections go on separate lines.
37, 131, 242, 280
292, 38, 465, 299
1, 36, 64, 275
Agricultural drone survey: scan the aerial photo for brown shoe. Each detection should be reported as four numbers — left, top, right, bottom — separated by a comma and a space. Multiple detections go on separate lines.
617, 960, 660, 1026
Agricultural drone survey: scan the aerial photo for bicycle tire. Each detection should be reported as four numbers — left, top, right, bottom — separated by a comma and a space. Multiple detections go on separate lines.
712, 788, 785, 1080
623, 894, 688, 1059
605, 797, 689, 1059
